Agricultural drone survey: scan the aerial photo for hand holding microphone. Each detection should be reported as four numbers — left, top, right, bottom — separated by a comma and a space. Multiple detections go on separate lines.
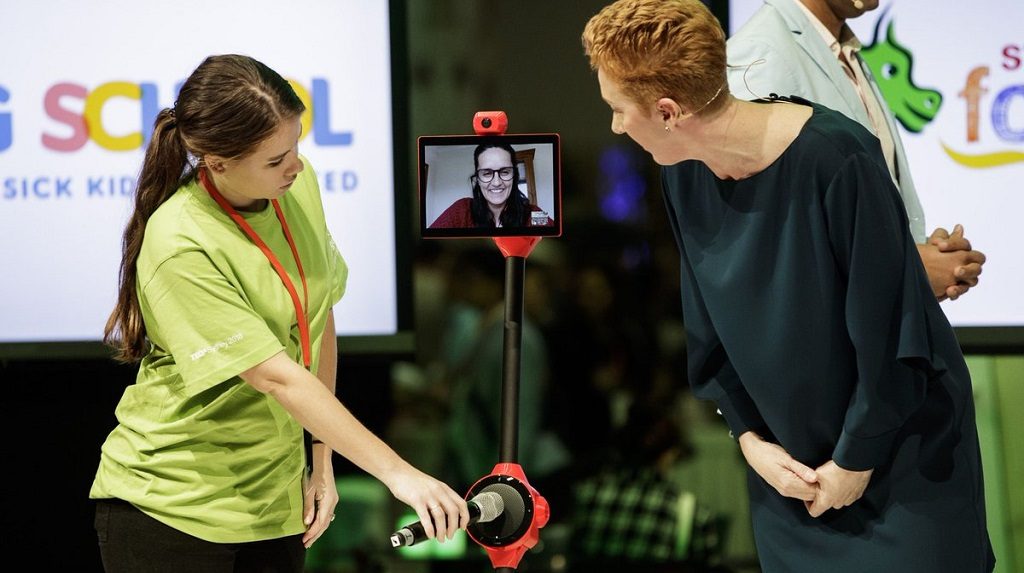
391, 491, 505, 547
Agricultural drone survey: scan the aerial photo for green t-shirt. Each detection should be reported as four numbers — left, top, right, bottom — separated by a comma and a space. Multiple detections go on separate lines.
90, 156, 347, 543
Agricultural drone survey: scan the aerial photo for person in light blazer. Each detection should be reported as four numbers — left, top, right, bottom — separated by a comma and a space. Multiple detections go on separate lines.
728, 0, 986, 302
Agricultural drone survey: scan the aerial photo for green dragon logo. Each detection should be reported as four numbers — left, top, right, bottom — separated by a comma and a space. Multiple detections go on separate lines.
860, 12, 942, 133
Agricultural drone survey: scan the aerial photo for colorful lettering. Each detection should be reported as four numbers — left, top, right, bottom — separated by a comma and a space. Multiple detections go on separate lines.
42, 83, 89, 152
1003, 44, 1022, 71
992, 86, 1024, 143
36, 78, 350, 152
311, 79, 353, 146
84, 82, 143, 151
0, 86, 11, 152
959, 67, 990, 143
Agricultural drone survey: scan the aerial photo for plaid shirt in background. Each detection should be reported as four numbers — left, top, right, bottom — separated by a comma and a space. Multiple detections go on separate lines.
571, 466, 697, 561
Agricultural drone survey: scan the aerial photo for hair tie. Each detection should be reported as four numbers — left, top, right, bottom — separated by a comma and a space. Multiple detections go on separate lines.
165, 106, 179, 130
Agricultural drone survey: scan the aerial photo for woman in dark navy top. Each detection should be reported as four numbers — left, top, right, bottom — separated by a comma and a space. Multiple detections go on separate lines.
582, 1, 994, 571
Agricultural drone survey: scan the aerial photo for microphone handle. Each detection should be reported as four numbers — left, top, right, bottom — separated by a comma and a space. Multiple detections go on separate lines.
391, 500, 483, 547
396, 521, 427, 546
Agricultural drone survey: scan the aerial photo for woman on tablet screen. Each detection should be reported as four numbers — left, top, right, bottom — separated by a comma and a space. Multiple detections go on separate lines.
430, 142, 551, 229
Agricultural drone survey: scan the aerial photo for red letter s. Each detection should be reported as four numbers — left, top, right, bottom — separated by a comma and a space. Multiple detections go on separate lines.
42, 83, 88, 152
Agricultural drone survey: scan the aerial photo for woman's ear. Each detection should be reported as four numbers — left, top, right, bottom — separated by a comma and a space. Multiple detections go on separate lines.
204, 154, 228, 173
657, 97, 685, 128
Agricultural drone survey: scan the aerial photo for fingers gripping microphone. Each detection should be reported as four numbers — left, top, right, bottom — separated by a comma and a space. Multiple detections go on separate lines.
390, 491, 504, 547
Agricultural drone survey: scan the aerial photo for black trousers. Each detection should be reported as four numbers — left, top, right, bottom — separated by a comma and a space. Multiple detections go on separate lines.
94, 499, 305, 573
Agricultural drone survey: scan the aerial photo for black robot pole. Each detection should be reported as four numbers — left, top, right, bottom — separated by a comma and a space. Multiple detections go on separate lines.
497, 254, 525, 573
500, 255, 526, 464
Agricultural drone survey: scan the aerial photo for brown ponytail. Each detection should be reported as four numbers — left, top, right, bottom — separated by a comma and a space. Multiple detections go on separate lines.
103, 108, 190, 362
103, 54, 306, 363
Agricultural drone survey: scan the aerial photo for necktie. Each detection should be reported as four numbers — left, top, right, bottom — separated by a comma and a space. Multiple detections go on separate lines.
840, 45, 899, 183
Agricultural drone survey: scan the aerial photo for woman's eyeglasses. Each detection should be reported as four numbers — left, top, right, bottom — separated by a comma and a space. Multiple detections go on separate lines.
475, 167, 515, 183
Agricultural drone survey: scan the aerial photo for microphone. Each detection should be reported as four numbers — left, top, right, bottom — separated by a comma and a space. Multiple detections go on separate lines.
390, 491, 504, 547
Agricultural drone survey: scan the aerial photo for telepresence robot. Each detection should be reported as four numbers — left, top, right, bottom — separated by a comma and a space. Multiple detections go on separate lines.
396, 111, 561, 571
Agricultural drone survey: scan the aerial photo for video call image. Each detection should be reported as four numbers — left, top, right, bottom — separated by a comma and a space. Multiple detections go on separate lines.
419, 135, 561, 238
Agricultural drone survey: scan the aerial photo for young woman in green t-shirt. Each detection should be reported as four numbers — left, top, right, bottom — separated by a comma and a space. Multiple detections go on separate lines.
91, 54, 469, 572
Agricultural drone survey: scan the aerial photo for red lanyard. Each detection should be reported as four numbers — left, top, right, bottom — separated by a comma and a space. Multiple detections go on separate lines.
199, 168, 311, 370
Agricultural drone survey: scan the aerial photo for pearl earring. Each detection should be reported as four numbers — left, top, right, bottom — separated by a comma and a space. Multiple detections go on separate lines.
853, 0, 864, 9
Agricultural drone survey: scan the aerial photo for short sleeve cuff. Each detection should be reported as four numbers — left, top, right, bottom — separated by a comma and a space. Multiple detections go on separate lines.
833, 428, 899, 471
181, 337, 284, 396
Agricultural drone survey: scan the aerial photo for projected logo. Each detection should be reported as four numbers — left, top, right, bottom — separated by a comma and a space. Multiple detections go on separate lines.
943, 63, 1024, 168
2, 76, 361, 200
861, 13, 1023, 169
860, 19, 941, 133
0, 78, 351, 153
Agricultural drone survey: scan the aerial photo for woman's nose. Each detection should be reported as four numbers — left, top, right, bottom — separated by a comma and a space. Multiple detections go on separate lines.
611, 115, 624, 135
286, 153, 304, 177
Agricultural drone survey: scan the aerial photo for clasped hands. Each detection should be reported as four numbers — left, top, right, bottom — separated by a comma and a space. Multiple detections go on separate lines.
919, 224, 986, 302
738, 431, 873, 518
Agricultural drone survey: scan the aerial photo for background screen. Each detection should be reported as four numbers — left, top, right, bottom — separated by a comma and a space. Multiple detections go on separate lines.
0, 0, 408, 355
